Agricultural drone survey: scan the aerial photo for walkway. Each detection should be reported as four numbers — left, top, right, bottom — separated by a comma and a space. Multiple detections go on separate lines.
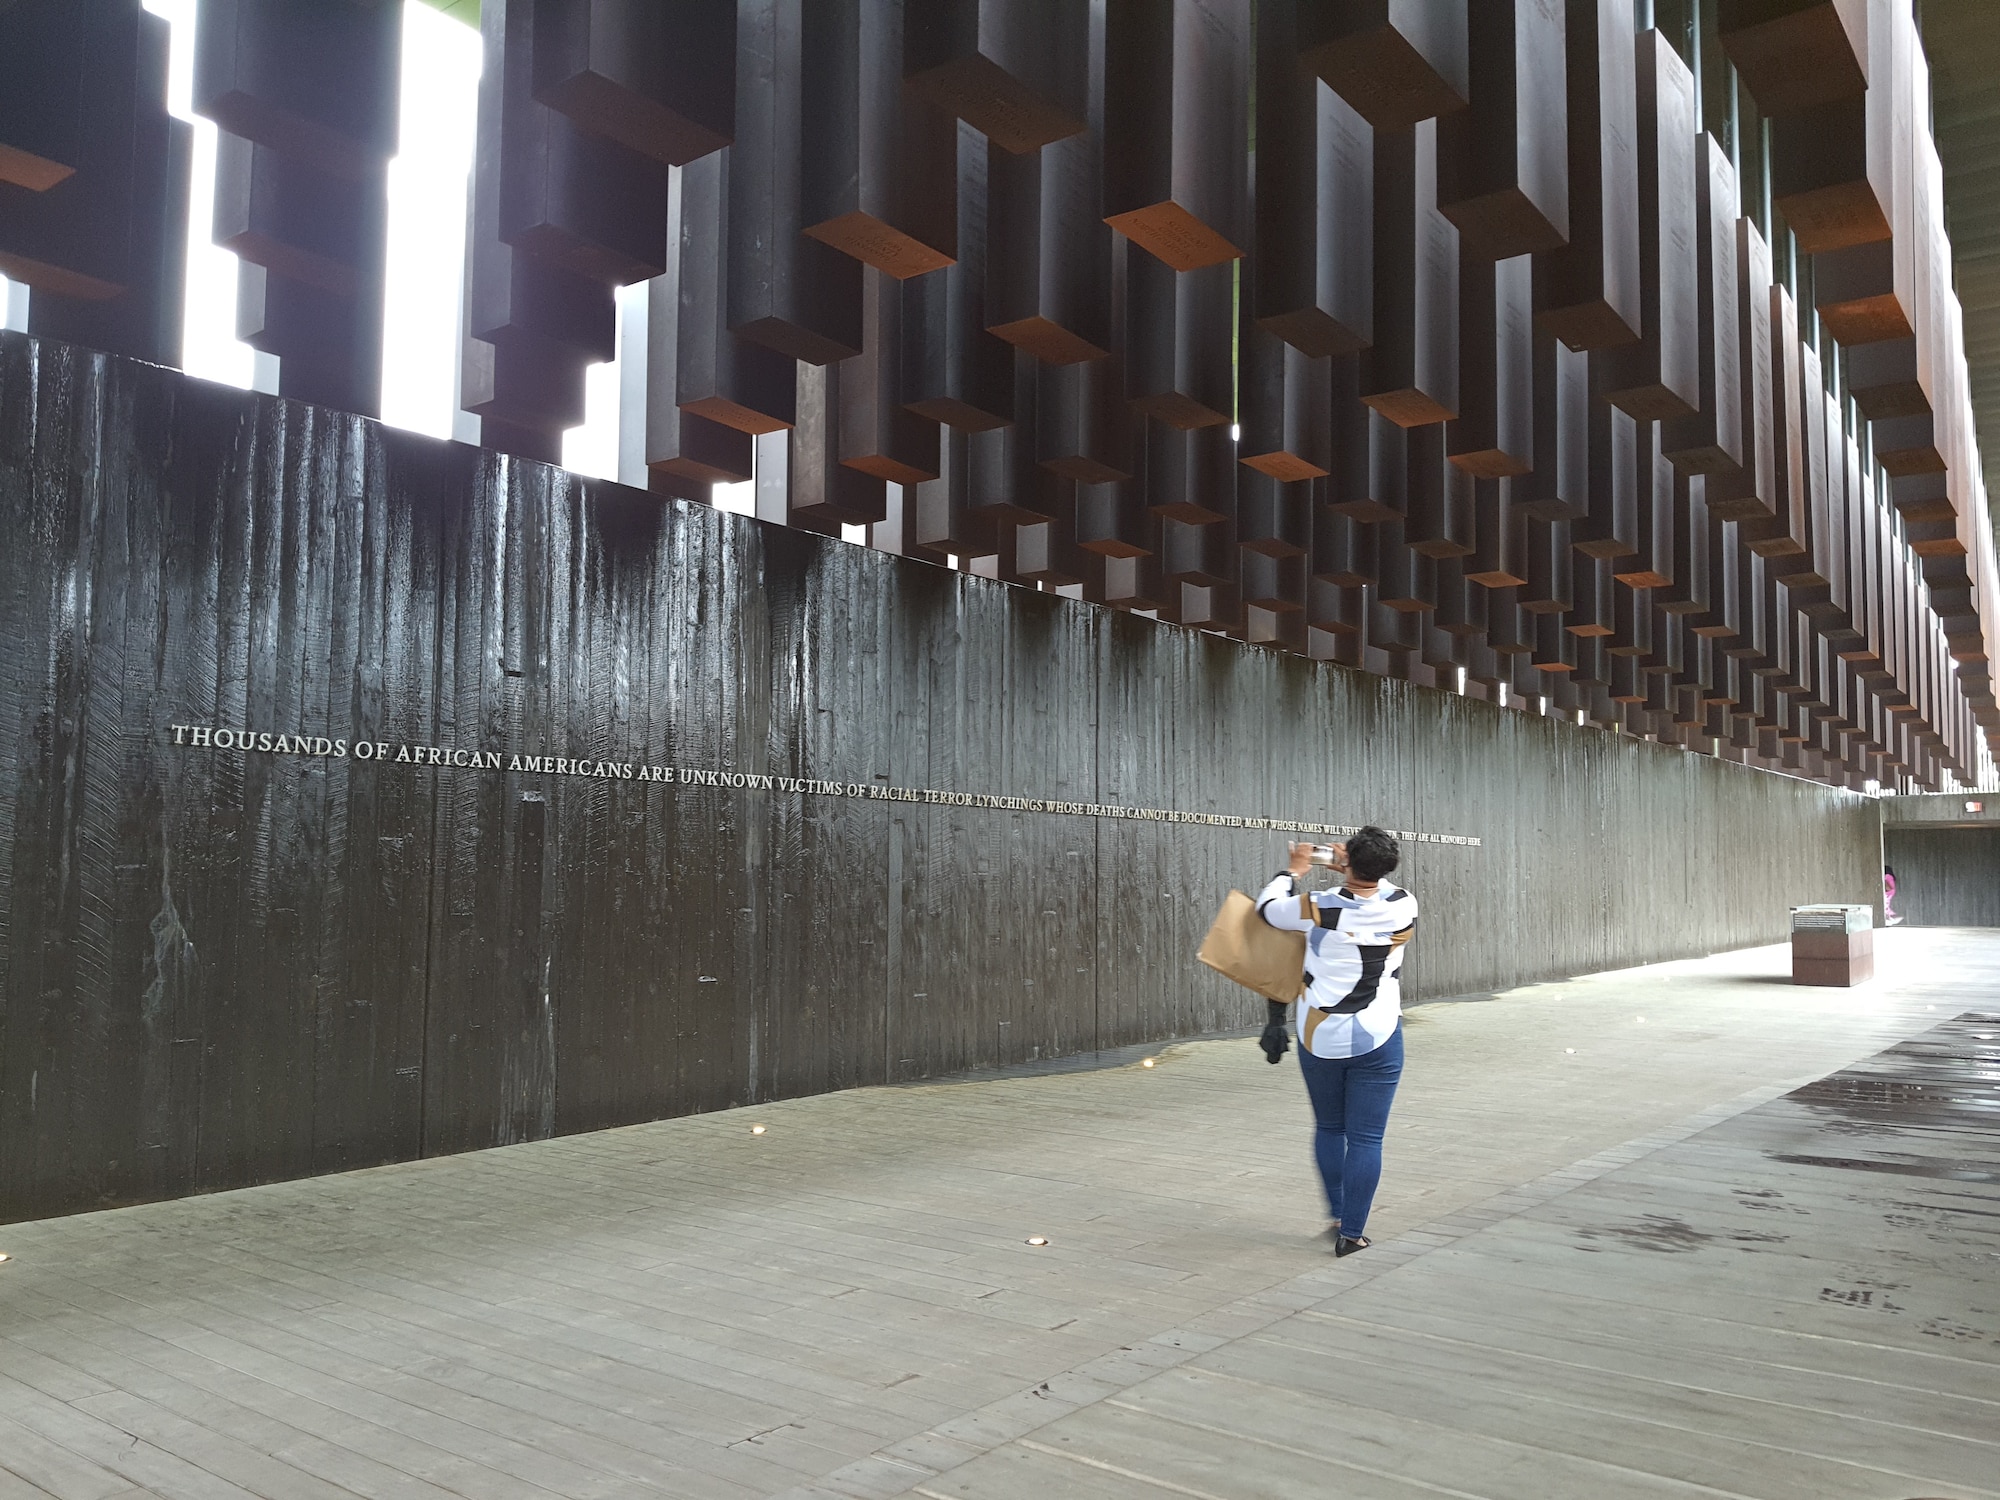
0, 930, 1994, 1499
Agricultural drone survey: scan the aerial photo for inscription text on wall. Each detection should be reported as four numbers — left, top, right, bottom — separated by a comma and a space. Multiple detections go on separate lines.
168, 724, 1483, 847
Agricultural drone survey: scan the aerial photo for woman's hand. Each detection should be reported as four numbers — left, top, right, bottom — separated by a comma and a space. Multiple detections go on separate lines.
1259, 998, 1291, 1063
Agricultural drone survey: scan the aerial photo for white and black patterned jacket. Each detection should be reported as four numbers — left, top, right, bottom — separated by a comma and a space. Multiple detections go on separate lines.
1255, 872, 1417, 1058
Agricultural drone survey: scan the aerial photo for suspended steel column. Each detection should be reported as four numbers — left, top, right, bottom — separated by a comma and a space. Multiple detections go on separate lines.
0, 0, 189, 367
191, 0, 402, 416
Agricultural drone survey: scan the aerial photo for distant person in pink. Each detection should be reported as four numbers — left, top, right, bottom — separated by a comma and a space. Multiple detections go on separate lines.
1884, 865, 1901, 926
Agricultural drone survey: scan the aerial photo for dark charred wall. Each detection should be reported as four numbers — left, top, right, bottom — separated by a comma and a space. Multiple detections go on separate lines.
1882, 829, 2000, 927
0, 334, 1880, 1223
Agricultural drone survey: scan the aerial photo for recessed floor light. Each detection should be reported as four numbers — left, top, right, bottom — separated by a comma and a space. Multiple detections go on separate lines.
750, 1124, 767, 1135
1141, 1057, 1156, 1068
1564, 1048, 1576, 1055
0, 1253, 10, 1263
1025, 1236, 1049, 1247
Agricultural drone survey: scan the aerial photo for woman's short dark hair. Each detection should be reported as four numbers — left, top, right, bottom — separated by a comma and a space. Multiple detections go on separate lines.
1347, 825, 1400, 881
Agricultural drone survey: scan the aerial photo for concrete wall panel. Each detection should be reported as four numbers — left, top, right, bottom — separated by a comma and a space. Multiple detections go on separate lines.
0, 334, 1881, 1222
1883, 828, 2000, 927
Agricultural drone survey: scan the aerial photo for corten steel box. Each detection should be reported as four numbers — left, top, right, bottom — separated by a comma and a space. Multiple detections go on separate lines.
1791, 905, 1875, 987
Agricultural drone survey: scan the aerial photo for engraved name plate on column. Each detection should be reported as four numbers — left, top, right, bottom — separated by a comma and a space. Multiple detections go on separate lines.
532, 0, 734, 165
1537, 0, 1640, 351
904, 0, 1087, 152
1662, 135, 1744, 474
1300, 0, 1469, 130
1256, 1, 1372, 356
730, 0, 864, 364
803, 0, 957, 278
1436, 0, 1568, 261
1449, 252, 1533, 477
1103, 0, 1250, 271
1362, 121, 1459, 427
1606, 30, 1698, 422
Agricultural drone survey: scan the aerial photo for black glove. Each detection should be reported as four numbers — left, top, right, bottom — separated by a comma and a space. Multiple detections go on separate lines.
1259, 998, 1291, 1064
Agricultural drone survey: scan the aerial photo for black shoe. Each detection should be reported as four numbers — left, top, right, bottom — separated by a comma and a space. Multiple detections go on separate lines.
1334, 1234, 1370, 1258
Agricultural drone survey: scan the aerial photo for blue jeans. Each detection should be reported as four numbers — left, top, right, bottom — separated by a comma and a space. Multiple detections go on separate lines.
1296, 1026, 1404, 1238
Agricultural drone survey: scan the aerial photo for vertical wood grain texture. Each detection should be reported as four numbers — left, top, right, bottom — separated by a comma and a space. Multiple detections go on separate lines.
0, 333, 1891, 1223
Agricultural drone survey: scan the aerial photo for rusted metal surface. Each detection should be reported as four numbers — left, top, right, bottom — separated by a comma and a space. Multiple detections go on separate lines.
0, 334, 1882, 1221
8, 1, 1998, 787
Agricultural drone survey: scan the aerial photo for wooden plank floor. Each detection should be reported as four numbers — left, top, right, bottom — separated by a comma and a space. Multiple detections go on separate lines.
2, 930, 1995, 1500
892, 934, 2000, 1500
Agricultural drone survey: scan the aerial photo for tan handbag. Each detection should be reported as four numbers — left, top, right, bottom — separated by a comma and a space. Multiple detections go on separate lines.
1197, 889, 1307, 1003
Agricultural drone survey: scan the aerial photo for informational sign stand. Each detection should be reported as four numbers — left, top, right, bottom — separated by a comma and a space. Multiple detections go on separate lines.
1791, 905, 1875, 987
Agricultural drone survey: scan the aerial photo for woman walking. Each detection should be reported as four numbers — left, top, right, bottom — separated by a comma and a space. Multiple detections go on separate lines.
1254, 827, 1417, 1257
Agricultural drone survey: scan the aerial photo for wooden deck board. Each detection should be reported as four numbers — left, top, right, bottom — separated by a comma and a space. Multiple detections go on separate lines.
4, 929, 1997, 1500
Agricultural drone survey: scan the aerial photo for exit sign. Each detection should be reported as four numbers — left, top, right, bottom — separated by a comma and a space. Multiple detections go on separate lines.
1968, 800, 1985, 814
